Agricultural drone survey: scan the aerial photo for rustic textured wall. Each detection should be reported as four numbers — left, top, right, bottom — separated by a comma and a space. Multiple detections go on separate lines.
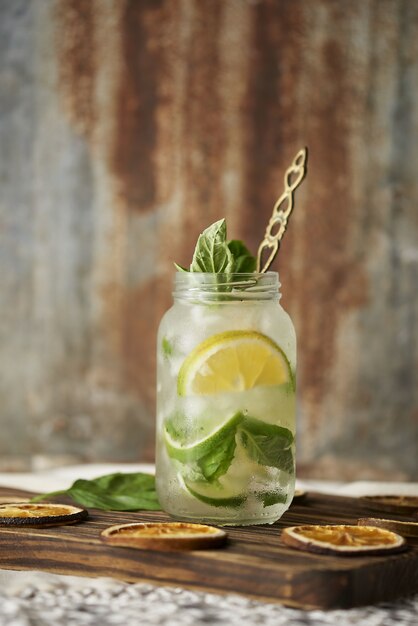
0, 0, 417, 479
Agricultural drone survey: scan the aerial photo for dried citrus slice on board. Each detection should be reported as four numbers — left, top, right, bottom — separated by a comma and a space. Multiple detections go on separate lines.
101, 522, 227, 551
0, 503, 88, 527
281, 524, 405, 556
360, 495, 418, 515
177, 330, 294, 396
359, 518, 418, 538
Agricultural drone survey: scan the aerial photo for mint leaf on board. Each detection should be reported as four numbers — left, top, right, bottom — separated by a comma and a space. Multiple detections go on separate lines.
190, 219, 234, 273
30, 472, 161, 511
197, 428, 237, 482
239, 417, 294, 474
227, 240, 257, 273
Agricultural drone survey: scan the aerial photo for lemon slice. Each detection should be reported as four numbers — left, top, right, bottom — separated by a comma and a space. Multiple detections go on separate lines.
164, 411, 243, 463
177, 330, 293, 396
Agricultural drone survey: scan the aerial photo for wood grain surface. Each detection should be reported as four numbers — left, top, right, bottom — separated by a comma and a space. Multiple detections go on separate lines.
0, 487, 417, 610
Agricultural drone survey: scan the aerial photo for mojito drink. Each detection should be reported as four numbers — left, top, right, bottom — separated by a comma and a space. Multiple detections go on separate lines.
156, 271, 296, 526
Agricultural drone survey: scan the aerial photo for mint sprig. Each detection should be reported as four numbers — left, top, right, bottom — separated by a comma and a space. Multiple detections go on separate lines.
190, 219, 234, 273
161, 337, 173, 358
175, 219, 256, 274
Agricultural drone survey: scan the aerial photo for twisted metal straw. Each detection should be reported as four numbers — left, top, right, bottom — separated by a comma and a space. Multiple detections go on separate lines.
257, 147, 308, 273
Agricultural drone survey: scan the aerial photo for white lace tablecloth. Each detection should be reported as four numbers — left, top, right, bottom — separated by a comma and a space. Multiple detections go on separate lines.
0, 464, 417, 626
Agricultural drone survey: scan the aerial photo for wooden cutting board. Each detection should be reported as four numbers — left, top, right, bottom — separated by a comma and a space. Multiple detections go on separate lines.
0, 486, 417, 610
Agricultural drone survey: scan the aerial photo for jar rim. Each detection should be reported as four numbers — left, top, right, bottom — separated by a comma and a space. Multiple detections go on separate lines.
175, 270, 278, 278
173, 271, 281, 302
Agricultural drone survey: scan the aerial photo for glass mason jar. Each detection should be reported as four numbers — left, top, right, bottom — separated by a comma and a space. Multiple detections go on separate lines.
155, 272, 296, 526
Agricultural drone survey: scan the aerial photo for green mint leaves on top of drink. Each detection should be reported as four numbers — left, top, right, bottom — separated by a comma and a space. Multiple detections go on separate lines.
175, 218, 256, 273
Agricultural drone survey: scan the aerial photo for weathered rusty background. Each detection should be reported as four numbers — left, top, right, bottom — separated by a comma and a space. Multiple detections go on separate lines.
0, 0, 417, 479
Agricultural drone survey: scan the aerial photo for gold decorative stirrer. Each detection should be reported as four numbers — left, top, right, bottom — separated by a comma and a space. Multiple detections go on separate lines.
256, 147, 308, 273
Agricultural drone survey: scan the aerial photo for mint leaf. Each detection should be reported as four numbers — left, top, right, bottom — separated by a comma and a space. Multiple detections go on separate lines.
90, 472, 155, 494
175, 220, 256, 276
240, 417, 294, 473
227, 240, 257, 273
165, 411, 243, 470
190, 219, 234, 273
256, 489, 288, 507
165, 411, 241, 481
197, 429, 237, 482
30, 472, 161, 511
174, 262, 188, 272
162, 337, 173, 358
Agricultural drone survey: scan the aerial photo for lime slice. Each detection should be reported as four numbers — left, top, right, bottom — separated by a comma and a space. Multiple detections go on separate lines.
177, 330, 293, 396
179, 475, 246, 508
164, 411, 243, 463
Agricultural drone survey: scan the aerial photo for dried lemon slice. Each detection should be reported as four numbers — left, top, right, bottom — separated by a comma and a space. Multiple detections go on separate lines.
361, 495, 418, 514
281, 524, 405, 556
359, 517, 418, 538
101, 522, 227, 551
0, 503, 88, 527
